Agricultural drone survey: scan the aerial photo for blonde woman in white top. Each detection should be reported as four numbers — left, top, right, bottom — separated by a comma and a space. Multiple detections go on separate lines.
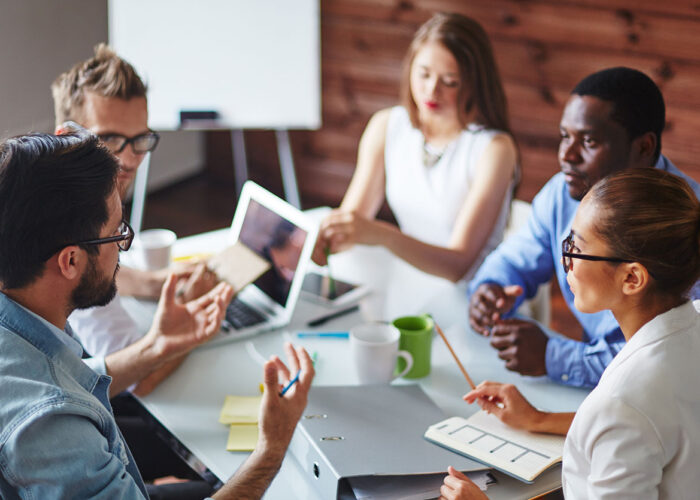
440, 168, 700, 499
314, 13, 518, 282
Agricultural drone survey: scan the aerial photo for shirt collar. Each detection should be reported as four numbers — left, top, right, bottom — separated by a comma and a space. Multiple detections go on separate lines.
606, 300, 699, 373
0, 291, 100, 392
12, 299, 84, 358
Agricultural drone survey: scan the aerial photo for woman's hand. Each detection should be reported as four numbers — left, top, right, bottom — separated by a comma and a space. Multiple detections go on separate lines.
312, 210, 388, 266
439, 466, 489, 500
322, 210, 383, 249
463, 381, 544, 432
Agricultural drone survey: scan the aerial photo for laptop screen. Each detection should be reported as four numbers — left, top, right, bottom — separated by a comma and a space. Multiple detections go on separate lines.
238, 199, 308, 306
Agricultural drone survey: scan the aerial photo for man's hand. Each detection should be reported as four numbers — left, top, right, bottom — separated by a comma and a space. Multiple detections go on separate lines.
468, 283, 522, 335
146, 273, 234, 362
489, 318, 548, 376
211, 343, 315, 500
439, 466, 488, 500
175, 262, 220, 303
258, 343, 315, 455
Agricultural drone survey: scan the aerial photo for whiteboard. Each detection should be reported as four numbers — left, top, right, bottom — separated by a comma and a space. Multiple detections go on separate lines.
108, 0, 320, 130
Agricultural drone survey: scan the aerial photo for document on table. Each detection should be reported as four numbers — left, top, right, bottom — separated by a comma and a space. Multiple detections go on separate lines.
424, 412, 565, 484
208, 241, 270, 293
347, 470, 495, 499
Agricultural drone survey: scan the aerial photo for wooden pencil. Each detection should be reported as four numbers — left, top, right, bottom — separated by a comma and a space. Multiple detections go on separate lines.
434, 321, 476, 390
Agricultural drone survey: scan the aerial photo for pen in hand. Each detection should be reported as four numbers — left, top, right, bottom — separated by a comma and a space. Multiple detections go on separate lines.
279, 369, 301, 397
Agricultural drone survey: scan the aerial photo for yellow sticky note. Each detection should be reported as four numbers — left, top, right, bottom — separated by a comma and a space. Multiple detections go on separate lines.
226, 424, 258, 451
219, 395, 262, 424
173, 252, 213, 262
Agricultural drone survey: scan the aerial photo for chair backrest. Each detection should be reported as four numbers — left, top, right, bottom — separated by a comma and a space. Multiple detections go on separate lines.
504, 199, 551, 326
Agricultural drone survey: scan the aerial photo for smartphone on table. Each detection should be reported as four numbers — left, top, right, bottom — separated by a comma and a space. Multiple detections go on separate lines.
300, 272, 370, 306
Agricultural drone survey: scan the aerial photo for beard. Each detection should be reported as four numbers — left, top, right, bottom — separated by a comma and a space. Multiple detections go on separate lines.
71, 256, 118, 310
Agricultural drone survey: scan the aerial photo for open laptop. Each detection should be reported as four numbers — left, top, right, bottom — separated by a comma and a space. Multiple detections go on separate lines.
206, 180, 318, 346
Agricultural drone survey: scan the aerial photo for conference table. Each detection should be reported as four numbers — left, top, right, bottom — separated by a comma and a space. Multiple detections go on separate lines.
128, 225, 589, 499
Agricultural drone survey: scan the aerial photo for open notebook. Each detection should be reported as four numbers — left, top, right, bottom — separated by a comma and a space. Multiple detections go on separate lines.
424, 411, 565, 484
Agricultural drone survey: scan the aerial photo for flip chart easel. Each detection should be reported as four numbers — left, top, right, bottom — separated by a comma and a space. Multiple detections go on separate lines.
109, 0, 320, 230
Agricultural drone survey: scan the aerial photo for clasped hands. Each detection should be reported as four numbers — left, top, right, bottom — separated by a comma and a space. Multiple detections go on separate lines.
469, 283, 548, 377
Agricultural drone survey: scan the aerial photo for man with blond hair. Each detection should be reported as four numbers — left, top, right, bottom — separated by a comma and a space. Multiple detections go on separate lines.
51, 45, 223, 497
52, 44, 216, 388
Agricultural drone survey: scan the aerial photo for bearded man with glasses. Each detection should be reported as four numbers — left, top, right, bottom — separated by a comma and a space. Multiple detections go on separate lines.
0, 133, 313, 500
50, 45, 225, 499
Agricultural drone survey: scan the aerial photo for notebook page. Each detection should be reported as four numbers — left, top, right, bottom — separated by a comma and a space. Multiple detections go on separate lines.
424, 413, 565, 483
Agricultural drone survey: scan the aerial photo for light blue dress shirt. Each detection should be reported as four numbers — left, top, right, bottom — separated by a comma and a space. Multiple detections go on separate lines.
469, 156, 700, 388
0, 292, 148, 499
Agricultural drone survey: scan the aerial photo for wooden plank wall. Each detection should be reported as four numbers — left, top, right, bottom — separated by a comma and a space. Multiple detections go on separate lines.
207, 0, 700, 206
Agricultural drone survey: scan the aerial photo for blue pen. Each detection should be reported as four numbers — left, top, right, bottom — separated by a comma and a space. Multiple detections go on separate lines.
296, 332, 349, 339
279, 370, 301, 397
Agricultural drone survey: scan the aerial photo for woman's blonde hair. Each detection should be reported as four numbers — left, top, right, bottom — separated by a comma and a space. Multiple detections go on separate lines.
399, 12, 511, 134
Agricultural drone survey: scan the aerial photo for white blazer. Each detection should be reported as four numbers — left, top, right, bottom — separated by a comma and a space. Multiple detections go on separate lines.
562, 300, 700, 499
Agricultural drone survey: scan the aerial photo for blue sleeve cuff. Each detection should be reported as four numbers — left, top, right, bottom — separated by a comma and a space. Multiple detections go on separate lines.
545, 330, 626, 388
545, 336, 587, 387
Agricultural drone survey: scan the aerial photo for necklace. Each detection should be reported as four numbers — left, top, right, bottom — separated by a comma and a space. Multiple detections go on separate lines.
422, 141, 446, 167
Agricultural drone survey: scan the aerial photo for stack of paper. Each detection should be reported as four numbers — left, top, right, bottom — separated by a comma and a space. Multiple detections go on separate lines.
219, 395, 262, 451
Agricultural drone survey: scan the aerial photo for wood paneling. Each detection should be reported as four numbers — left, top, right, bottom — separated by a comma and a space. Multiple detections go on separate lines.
206, 0, 700, 210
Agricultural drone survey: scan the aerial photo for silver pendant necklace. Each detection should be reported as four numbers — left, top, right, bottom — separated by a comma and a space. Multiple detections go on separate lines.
422, 141, 446, 167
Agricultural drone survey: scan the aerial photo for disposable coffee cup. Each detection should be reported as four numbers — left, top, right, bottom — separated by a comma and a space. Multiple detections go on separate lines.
133, 229, 176, 271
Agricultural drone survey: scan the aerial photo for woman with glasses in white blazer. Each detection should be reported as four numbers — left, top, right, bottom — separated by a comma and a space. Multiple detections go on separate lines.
440, 168, 700, 499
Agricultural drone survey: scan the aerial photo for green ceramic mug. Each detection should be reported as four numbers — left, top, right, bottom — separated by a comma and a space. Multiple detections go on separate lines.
392, 314, 434, 379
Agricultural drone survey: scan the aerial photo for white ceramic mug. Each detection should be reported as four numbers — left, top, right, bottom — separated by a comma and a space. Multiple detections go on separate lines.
350, 323, 413, 384
133, 229, 176, 271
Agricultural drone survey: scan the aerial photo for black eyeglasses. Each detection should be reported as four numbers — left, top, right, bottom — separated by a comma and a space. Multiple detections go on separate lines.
76, 220, 134, 252
98, 132, 160, 155
561, 230, 633, 273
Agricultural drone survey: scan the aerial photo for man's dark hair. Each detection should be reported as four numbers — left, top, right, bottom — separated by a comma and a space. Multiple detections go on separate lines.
0, 133, 118, 289
572, 67, 664, 161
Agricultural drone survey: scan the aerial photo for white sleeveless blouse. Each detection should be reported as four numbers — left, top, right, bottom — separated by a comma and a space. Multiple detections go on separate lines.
384, 106, 513, 280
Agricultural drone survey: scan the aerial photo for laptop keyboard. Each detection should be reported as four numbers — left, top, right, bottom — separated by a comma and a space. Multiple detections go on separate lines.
225, 297, 266, 329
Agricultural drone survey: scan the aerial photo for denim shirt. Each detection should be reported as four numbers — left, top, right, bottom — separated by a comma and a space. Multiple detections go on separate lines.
469, 156, 700, 388
0, 292, 148, 499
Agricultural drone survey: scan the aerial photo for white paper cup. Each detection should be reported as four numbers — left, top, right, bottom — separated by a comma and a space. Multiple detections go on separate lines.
133, 229, 176, 270
350, 323, 413, 384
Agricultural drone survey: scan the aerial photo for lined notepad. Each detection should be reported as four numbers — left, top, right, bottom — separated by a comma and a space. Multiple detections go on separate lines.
424, 412, 565, 483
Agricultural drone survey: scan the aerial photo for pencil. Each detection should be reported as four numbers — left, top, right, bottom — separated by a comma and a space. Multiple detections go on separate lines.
434, 321, 476, 390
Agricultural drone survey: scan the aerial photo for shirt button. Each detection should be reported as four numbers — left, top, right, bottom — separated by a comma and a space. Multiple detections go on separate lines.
561, 374, 569, 382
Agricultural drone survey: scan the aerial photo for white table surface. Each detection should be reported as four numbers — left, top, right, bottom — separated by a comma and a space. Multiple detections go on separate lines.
132, 226, 589, 499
